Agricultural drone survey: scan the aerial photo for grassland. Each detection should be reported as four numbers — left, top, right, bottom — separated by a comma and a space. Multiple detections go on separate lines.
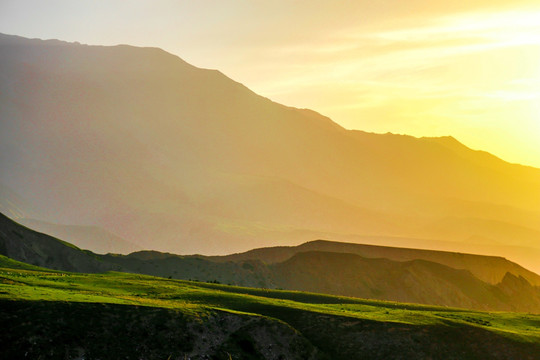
1, 254, 539, 359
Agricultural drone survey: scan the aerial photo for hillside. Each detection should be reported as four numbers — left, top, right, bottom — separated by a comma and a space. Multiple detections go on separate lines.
1, 33, 539, 273
0, 213, 119, 273
217, 239, 540, 286
2, 214, 539, 313
1, 258, 539, 359
272, 251, 540, 313
110, 247, 540, 313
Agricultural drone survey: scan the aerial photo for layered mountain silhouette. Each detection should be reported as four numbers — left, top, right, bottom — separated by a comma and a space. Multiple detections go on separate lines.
2, 213, 540, 313
1, 33, 539, 274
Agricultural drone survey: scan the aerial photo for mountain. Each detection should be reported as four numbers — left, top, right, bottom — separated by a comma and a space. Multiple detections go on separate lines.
2, 213, 539, 313
1, 33, 539, 274
272, 251, 540, 313
215, 239, 540, 286
112, 245, 540, 312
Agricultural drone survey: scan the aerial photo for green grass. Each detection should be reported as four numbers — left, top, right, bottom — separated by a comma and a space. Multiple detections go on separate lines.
0, 254, 59, 271
1, 256, 539, 348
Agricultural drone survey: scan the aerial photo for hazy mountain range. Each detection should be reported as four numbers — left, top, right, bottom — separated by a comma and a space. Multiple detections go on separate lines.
0, 33, 539, 274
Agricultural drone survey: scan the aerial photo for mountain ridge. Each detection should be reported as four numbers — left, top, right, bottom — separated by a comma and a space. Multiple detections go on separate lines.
1, 33, 539, 273
213, 239, 540, 286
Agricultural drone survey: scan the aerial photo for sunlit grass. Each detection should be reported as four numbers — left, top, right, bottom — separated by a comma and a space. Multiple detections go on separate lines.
1, 261, 539, 345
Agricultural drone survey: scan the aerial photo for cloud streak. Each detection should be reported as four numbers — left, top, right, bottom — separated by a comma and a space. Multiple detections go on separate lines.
243, 7, 540, 167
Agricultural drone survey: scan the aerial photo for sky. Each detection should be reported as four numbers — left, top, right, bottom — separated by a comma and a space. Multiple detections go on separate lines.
1, 0, 540, 167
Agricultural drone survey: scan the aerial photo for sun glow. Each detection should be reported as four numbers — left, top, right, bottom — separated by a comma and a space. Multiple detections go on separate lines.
253, 7, 540, 167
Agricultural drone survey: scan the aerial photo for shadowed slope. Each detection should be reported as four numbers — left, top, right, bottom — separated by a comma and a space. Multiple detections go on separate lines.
272, 251, 540, 312
216, 239, 540, 286
0, 213, 119, 273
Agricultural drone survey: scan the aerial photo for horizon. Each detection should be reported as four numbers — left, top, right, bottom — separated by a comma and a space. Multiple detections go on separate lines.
1, 0, 539, 168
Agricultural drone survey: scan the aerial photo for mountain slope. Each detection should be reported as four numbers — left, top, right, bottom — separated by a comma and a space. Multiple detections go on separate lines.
2, 213, 540, 312
100, 248, 540, 313
217, 239, 540, 286
272, 251, 540, 312
0, 213, 119, 273
1, 33, 539, 270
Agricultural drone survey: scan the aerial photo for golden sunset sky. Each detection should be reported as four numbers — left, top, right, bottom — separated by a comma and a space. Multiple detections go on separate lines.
2, 0, 539, 167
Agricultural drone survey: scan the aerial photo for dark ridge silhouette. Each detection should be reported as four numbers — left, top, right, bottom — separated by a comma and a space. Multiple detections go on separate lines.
215, 239, 540, 286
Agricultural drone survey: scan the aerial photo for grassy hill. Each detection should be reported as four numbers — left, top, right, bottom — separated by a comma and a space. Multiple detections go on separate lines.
1, 255, 539, 359
2, 213, 540, 313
